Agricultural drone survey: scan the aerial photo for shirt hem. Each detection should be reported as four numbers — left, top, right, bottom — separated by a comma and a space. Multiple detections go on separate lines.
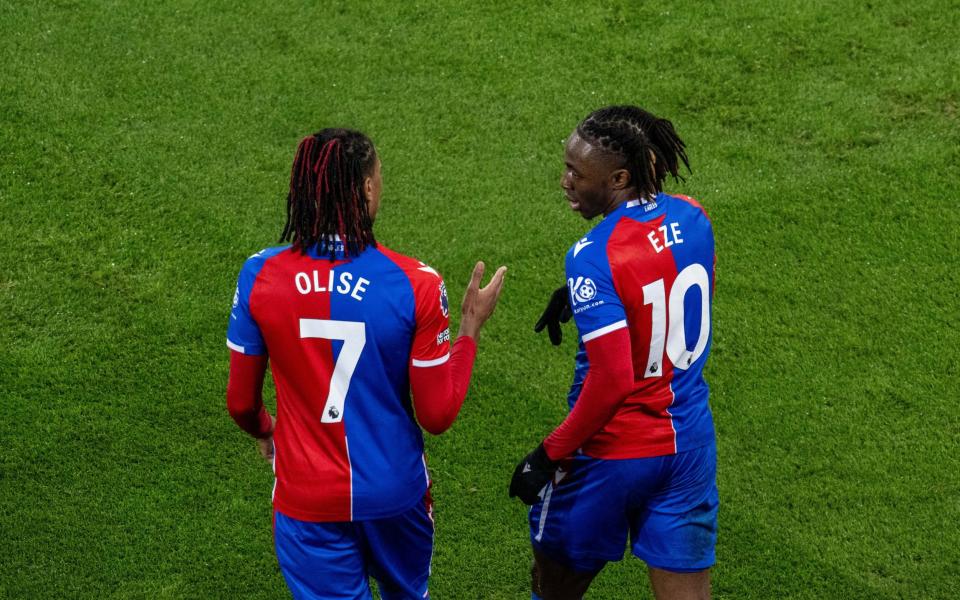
583, 434, 713, 460
273, 483, 426, 523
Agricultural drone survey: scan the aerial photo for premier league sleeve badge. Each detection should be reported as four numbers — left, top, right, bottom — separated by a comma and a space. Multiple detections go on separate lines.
439, 282, 449, 317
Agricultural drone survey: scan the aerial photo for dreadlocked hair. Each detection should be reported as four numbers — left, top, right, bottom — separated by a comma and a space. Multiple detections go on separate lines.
577, 105, 691, 198
280, 128, 377, 259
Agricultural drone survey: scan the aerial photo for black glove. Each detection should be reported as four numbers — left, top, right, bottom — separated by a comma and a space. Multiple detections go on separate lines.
534, 285, 573, 345
509, 443, 559, 505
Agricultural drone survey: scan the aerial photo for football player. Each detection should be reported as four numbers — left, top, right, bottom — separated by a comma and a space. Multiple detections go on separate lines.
226, 128, 506, 599
511, 106, 717, 600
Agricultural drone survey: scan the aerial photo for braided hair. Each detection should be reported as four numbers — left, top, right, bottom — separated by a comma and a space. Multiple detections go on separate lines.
280, 128, 377, 259
577, 106, 691, 198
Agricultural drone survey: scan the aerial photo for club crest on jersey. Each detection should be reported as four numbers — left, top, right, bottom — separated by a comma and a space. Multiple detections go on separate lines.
568, 276, 597, 305
439, 282, 449, 317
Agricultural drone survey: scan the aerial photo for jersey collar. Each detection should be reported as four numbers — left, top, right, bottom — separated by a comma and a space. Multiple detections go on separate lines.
304, 236, 351, 260
605, 193, 665, 221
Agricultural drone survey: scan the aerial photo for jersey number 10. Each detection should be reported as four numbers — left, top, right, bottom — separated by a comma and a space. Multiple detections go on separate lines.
640, 263, 711, 378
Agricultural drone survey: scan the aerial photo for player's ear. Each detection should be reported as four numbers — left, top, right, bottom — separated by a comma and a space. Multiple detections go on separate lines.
364, 175, 381, 222
610, 168, 631, 190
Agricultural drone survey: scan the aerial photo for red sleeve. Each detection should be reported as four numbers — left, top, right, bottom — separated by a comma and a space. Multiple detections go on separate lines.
226, 350, 273, 438
542, 328, 634, 460
409, 336, 478, 435
410, 273, 451, 367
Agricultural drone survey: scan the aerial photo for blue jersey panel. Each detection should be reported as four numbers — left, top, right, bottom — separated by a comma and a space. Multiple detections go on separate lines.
565, 229, 627, 339
328, 247, 427, 519
662, 198, 715, 452
564, 219, 627, 410
566, 340, 589, 410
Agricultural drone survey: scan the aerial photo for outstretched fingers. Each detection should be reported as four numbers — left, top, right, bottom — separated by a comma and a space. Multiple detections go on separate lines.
469, 261, 485, 291
458, 262, 507, 339
483, 266, 507, 298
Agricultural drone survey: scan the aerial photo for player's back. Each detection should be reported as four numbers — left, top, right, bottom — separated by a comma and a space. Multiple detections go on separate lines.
228, 242, 449, 522
566, 193, 715, 459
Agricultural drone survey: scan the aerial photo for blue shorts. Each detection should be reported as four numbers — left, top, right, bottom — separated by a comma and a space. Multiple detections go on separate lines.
529, 443, 718, 573
274, 496, 434, 600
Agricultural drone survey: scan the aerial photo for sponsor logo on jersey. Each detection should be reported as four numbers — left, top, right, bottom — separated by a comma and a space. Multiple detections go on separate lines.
232, 286, 239, 308
568, 276, 597, 305
436, 328, 450, 345
573, 299, 605, 315
439, 282, 449, 317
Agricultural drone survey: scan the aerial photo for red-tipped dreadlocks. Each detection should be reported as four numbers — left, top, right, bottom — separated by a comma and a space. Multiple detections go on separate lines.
280, 128, 377, 259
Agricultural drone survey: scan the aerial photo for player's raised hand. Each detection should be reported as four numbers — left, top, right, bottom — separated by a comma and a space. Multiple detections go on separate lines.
459, 261, 507, 340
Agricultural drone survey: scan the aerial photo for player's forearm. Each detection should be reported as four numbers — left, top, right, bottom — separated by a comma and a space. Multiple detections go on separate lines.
542, 328, 634, 460
410, 336, 478, 435
229, 402, 273, 438
226, 351, 273, 438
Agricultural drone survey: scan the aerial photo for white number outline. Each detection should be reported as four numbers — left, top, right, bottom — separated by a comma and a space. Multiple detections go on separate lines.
299, 318, 366, 423
641, 263, 711, 378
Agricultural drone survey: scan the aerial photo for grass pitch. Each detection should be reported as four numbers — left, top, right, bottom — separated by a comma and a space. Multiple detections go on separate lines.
1, 1, 958, 598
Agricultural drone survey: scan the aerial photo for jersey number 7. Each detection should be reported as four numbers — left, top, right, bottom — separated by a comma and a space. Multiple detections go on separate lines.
299, 318, 367, 423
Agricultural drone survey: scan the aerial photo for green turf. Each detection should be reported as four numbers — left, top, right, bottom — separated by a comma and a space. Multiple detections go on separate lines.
2, 0, 958, 597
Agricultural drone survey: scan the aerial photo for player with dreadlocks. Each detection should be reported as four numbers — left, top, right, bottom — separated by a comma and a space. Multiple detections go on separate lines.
279, 129, 378, 259
510, 106, 717, 600
226, 127, 506, 599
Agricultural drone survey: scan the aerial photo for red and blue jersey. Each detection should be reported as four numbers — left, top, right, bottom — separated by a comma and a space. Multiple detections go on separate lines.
565, 193, 716, 459
227, 242, 450, 522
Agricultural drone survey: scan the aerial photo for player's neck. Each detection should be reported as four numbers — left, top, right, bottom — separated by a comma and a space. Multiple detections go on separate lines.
601, 189, 641, 217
